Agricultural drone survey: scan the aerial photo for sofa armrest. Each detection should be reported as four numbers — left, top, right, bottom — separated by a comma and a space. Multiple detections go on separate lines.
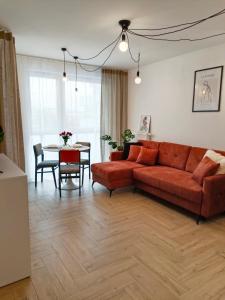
109, 151, 124, 161
202, 174, 225, 218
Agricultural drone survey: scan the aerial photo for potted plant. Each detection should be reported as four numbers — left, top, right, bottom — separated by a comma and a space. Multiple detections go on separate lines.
59, 131, 72, 146
101, 129, 135, 151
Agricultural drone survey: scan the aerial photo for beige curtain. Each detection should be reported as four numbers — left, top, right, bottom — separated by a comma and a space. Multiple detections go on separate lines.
101, 69, 128, 161
0, 30, 25, 170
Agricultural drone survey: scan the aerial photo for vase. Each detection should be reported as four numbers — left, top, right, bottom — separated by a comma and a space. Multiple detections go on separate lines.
63, 138, 69, 146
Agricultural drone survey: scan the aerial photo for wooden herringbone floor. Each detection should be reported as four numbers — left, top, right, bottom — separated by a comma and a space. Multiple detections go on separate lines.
1, 177, 225, 300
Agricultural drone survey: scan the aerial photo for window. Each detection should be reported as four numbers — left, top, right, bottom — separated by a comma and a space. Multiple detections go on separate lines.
17, 55, 101, 180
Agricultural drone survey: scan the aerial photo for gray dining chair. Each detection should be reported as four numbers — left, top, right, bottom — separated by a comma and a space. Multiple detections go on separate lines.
33, 143, 58, 188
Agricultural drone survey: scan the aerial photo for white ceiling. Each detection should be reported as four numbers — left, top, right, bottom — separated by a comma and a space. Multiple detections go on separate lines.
0, 0, 225, 69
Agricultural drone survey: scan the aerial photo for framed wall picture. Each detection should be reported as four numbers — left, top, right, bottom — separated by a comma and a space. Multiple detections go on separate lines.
192, 66, 223, 112
139, 115, 151, 133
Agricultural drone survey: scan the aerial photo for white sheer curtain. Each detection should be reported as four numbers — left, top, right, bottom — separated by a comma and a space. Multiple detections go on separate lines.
17, 55, 101, 180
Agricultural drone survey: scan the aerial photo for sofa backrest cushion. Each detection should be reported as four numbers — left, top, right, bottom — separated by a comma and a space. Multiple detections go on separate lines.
158, 142, 191, 170
136, 147, 158, 166
185, 147, 207, 173
192, 156, 220, 185
138, 140, 160, 150
127, 145, 141, 161
186, 147, 225, 173
122, 142, 141, 159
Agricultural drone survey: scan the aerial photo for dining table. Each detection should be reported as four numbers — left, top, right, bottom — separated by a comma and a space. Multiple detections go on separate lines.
43, 144, 90, 190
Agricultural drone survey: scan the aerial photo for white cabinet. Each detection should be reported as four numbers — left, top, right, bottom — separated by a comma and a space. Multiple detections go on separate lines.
0, 154, 31, 287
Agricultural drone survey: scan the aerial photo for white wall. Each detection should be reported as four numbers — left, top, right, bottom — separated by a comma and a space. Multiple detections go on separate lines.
128, 43, 225, 150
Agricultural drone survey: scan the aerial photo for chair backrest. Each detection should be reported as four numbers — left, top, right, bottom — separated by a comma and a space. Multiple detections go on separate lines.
77, 141, 91, 153
77, 141, 90, 147
59, 150, 80, 164
33, 143, 43, 158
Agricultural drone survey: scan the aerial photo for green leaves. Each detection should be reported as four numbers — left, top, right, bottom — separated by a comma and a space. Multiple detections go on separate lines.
101, 129, 135, 151
121, 129, 135, 143
101, 135, 112, 141
101, 134, 118, 149
108, 141, 118, 149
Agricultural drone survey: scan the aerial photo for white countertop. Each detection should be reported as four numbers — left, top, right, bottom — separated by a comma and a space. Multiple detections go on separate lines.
0, 154, 26, 180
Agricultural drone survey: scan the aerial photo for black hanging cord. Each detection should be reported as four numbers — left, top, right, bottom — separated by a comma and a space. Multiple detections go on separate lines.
62, 8, 225, 75
132, 20, 206, 37
63, 51, 66, 73
130, 8, 225, 32
65, 48, 75, 60
65, 31, 122, 62
125, 31, 139, 63
78, 32, 123, 61
76, 32, 122, 72
128, 30, 225, 42
135, 53, 140, 77
74, 59, 78, 91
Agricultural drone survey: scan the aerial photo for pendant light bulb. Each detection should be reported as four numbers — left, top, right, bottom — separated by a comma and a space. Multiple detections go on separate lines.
119, 34, 128, 52
135, 71, 141, 85
62, 72, 67, 82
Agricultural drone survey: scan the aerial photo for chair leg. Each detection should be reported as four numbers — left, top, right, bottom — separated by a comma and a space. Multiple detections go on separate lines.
89, 164, 91, 179
109, 189, 113, 197
41, 168, 43, 182
52, 167, 57, 188
92, 181, 95, 187
58, 173, 61, 198
79, 172, 81, 197
35, 168, 37, 188
82, 165, 84, 186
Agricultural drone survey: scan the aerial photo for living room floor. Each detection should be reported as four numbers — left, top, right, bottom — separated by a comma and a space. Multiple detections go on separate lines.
1, 179, 225, 300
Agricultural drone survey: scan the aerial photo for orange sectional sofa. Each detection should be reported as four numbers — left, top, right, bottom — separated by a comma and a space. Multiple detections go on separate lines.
91, 140, 225, 222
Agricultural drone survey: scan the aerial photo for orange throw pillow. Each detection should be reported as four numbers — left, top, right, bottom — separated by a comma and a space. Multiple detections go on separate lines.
127, 145, 141, 161
192, 156, 220, 185
136, 147, 158, 165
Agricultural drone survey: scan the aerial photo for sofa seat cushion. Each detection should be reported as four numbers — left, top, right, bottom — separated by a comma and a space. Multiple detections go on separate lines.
91, 160, 144, 182
133, 166, 202, 204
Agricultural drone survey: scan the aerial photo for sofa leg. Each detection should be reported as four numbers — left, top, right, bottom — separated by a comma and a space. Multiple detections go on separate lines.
196, 215, 202, 225
133, 186, 137, 193
109, 189, 113, 197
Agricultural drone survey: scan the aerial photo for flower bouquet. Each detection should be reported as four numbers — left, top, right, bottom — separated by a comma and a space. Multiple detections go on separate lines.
59, 131, 72, 146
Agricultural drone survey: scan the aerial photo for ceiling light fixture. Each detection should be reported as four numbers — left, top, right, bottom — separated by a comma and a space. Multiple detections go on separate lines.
134, 53, 141, 85
62, 47, 67, 82
118, 20, 130, 52
119, 33, 128, 52
61, 8, 225, 89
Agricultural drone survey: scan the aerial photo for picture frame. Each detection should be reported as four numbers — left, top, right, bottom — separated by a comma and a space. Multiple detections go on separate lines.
139, 115, 151, 134
192, 66, 223, 112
